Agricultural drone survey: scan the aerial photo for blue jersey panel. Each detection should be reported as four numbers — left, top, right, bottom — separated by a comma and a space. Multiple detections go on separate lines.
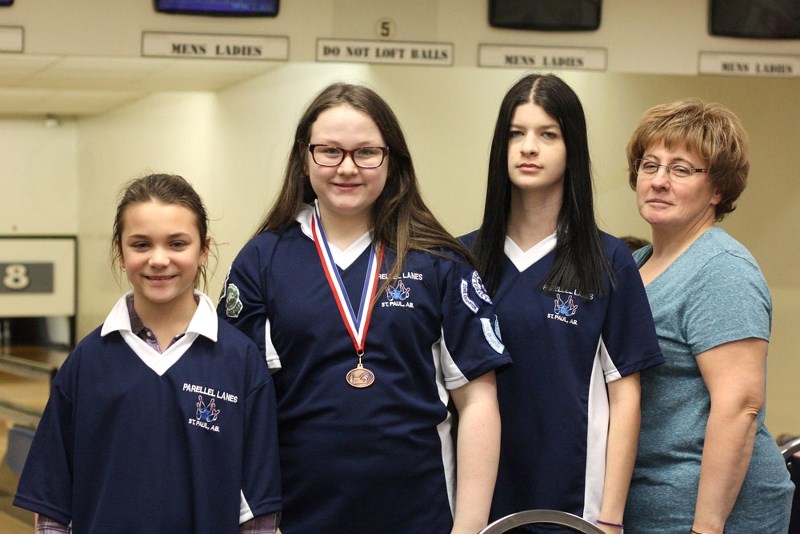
219, 222, 511, 533
464, 231, 662, 525
14, 322, 281, 533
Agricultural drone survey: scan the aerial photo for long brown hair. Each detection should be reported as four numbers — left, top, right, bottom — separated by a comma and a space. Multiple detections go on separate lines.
254, 82, 473, 288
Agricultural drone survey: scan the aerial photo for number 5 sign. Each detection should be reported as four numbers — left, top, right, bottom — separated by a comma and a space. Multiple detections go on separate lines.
0, 237, 76, 318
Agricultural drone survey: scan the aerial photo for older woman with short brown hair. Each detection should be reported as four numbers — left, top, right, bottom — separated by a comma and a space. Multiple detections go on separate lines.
623, 98, 793, 534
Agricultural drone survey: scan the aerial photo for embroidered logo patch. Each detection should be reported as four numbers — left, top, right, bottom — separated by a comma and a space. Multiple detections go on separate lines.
196, 395, 220, 422
471, 271, 492, 304
554, 293, 578, 317
493, 315, 503, 341
460, 279, 479, 314
183, 383, 238, 433
547, 292, 580, 326
380, 278, 416, 308
225, 283, 243, 318
189, 394, 221, 432
480, 317, 505, 354
386, 279, 411, 302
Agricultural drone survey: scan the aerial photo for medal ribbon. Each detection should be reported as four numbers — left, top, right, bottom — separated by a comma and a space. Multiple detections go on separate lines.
311, 206, 383, 354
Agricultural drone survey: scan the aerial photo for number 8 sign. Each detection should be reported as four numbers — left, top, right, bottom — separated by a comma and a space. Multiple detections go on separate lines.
1, 263, 53, 292
3, 264, 31, 290
0, 237, 75, 318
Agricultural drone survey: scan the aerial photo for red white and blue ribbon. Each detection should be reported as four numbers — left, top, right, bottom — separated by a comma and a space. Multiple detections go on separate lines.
311, 206, 384, 354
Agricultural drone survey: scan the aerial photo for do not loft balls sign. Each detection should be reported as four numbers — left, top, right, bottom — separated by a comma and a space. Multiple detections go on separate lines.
316, 38, 454, 66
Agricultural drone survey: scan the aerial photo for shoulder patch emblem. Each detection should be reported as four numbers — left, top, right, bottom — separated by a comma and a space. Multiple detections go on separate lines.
225, 283, 243, 318
493, 315, 503, 341
480, 317, 505, 354
460, 279, 479, 314
471, 271, 492, 304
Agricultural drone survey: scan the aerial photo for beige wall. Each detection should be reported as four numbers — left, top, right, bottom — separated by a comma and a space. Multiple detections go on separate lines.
0, 119, 78, 234
62, 63, 800, 434
1, 1, 798, 434
3, 0, 799, 73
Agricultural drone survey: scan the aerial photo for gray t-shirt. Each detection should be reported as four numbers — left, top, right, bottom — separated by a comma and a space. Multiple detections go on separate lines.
625, 227, 793, 533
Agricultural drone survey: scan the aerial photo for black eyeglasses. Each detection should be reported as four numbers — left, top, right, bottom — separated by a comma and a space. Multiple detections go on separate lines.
635, 158, 707, 181
308, 144, 389, 169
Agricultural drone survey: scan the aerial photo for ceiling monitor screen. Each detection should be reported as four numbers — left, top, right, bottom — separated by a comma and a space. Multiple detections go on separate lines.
155, 0, 279, 17
710, 0, 800, 39
489, 0, 601, 31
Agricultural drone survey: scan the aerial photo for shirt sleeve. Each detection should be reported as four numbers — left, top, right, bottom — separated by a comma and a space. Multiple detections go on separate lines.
683, 251, 771, 355
240, 342, 282, 521
14, 353, 78, 526
218, 234, 278, 368
239, 512, 279, 534
438, 254, 512, 387
600, 241, 664, 379
36, 514, 71, 534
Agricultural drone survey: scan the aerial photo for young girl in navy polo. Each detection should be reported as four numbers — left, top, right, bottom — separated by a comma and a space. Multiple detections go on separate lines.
464, 74, 664, 533
15, 174, 281, 533
218, 83, 511, 534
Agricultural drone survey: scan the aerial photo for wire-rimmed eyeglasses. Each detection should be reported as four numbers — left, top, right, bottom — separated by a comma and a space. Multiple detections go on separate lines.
635, 158, 707, 181
308, 144, 389, 169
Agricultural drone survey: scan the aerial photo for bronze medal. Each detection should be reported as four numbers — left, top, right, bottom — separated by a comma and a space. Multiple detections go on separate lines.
311, 205, 384, 391
346, 364, 375, 388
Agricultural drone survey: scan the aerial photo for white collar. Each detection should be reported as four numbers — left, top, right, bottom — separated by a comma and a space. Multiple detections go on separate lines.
296, 202, 372, 269
101, 290, 218, 341
504, 233, 557, 272
100, 290, 219, 376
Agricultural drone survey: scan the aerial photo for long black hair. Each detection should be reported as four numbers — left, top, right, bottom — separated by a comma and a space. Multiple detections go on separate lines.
471, 73, 611, 298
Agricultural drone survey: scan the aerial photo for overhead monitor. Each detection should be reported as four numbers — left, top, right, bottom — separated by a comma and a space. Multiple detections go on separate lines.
154, 0, 279, 17
489, 0, 602, 31
710, 0, 800, 39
